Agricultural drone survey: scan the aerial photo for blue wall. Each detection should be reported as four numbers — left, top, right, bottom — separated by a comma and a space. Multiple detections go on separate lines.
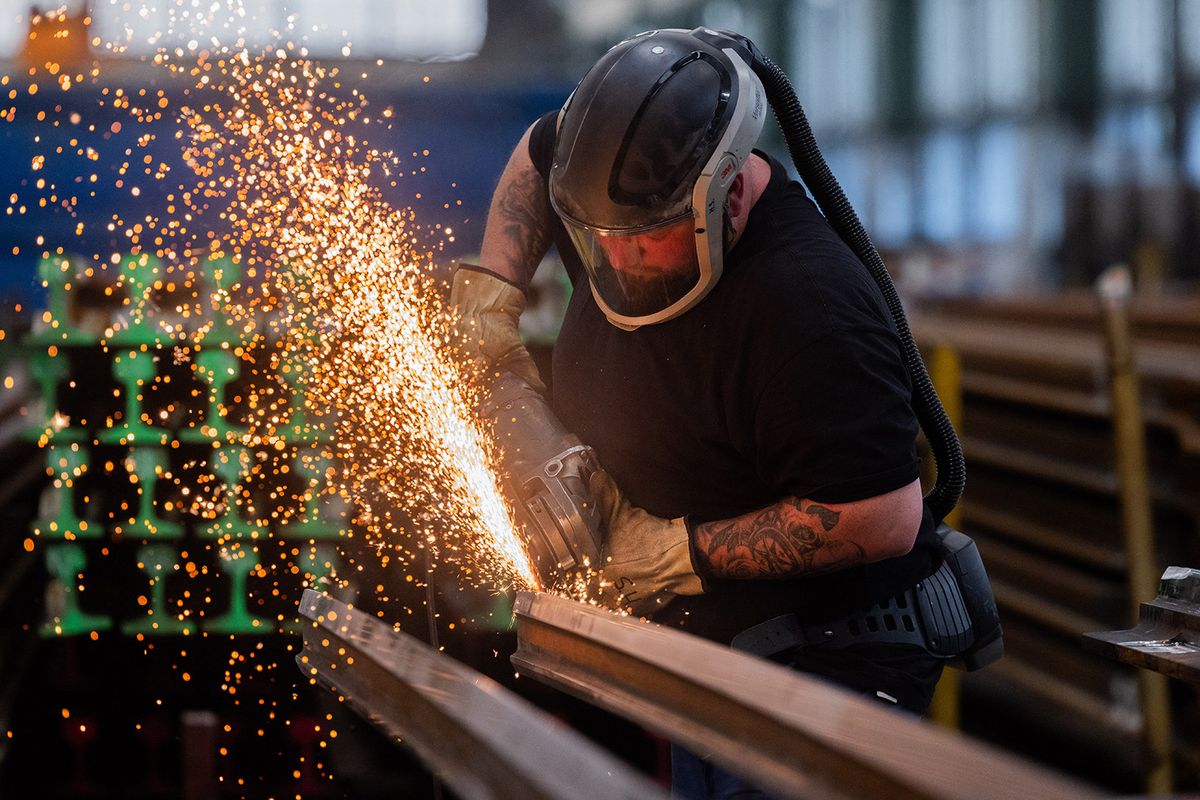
0, 78, 571, 303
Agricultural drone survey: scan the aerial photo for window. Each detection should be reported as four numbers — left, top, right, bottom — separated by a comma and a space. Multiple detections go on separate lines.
918, 0, 975, 119
81, 0, 487, 60
0, 0, 86, 59
973, 123, 1023, 242
1098, 104, 1174, 181
1183, 0, 1200, 77
790, 0, 877, 131
920, 129, 969, 243
1100, 0, 1172, 95
920, 0, 1038, 118
982, 0, 1037, 112
871, 142, 916, 246
1187, 102, 1200, 182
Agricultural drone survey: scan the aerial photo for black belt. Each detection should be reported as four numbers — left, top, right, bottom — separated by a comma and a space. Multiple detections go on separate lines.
730, 557, 974, 659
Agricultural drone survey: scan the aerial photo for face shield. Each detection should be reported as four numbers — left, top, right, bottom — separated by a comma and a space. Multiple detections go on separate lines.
549, 28, 766, 330
561, 213, 702, 322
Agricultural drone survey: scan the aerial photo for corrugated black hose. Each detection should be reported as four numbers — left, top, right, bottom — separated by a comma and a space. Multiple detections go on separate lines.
749, 51, 966, 522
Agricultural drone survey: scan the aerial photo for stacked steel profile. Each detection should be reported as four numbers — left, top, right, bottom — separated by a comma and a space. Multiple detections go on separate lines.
912, 291, 1200, 791
2, 254, 356, 797
28, 254, 344, 638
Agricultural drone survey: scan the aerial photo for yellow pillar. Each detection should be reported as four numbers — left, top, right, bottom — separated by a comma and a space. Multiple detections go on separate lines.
1097, 266, 1173, 794
928, 344, 962, 730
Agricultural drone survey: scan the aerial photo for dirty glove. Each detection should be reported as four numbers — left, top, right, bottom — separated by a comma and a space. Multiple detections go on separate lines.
449, 264, 545, 394
589, 470, 705, 617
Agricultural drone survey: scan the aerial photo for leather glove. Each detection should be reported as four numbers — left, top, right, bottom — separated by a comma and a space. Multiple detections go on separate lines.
449, 264, 546, 394
589, 470, 705, 617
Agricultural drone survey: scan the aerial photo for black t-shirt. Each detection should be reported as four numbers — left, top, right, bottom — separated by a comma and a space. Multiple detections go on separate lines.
528, 112, 937, 643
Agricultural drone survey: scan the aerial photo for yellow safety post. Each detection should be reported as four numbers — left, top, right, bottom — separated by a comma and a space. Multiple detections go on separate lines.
1097, 265, 1173, 794
928, 344, 963, 730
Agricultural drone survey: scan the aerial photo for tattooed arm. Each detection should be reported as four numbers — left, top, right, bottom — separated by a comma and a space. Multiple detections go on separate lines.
478, 123, 556, 288
444, 125, 552, 392
691, 478, 923, 580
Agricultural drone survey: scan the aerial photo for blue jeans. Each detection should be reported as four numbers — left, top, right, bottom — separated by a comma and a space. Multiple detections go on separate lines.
670, 643, 944, 800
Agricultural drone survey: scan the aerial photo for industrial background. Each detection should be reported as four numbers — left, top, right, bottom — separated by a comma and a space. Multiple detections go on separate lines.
0, 0, 1197, 797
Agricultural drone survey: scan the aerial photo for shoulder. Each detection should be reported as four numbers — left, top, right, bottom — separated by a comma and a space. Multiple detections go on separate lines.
727, 163, 893, 338
527, 111, 559, 175
726, 239, 896, 352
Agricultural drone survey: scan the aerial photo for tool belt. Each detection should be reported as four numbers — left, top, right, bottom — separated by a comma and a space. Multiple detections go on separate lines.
730, 524, 1003, 672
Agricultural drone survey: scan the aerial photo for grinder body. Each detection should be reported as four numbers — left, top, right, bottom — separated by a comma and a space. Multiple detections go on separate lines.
482, 372, 603, 587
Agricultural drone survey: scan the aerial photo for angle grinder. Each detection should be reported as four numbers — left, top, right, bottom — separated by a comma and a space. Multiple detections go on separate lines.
481, 371, 603, 588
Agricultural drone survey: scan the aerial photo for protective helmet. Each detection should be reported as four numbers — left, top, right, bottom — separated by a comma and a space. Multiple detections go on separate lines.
549, 28, 766, 330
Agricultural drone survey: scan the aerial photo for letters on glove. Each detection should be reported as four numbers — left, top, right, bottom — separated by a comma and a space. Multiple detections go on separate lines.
588, 470, 705, 617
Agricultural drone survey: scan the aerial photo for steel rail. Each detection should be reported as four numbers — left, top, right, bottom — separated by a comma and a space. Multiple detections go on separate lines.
512, 591, 1104, 800
296, 589, 666, 800
1084, 566, 1200, 684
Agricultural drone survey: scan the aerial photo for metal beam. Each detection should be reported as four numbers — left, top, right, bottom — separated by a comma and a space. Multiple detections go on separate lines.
1084, 566, 1200, 683
512, 591, 1103, 800
296, 589, 665, 800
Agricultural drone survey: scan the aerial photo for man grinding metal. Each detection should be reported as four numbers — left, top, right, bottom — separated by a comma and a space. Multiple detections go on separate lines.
451, 28, 999, 799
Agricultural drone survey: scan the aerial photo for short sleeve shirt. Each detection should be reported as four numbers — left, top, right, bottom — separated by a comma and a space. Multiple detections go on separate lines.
529, 112, 937, 642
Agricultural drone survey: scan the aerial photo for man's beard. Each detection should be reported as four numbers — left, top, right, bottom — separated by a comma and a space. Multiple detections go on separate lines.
591, 209, 732, 317
606, 265, 698, 316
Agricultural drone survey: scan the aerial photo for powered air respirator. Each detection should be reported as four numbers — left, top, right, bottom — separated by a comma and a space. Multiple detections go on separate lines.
482, 27, 1001, 670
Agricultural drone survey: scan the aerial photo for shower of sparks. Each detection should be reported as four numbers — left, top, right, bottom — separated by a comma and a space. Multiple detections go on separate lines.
171, 47, 541, 591
12, 4, 541, 593
234, 37, 533, 592
3, 3, 560, 792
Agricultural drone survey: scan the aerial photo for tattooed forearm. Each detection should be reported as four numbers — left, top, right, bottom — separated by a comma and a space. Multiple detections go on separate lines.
692, 497, 866, 580
487, 160, 553, 286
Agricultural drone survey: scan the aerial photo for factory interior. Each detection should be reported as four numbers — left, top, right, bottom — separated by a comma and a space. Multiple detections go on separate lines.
0, 0, 1198, 797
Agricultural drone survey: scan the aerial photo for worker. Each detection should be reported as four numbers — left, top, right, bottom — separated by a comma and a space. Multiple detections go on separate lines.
453, 28, 948, 798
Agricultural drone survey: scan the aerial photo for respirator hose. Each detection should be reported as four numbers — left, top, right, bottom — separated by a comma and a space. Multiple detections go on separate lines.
751, 54, 965, 523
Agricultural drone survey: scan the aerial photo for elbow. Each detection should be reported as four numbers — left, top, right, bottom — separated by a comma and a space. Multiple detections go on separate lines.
861, 481, 923, 562
873, 520, 919, 561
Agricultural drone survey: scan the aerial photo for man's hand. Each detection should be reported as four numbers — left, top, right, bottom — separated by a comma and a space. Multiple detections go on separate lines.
448, 265, 545, 394
589, 470, 704, 617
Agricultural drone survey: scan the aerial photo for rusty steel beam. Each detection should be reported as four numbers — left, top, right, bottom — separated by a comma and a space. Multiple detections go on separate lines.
512, 591, 1103, 800
296, 590, 665, 800
1085, 566, 1200, 684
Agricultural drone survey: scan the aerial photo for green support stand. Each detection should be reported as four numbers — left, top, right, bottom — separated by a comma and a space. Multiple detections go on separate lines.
101, 349, 164, 445
277, 352, 330, 445
118, 447, 181, 538
300, 543, 338, 588
284, 367, 309, 443
481, 592, 516, 632
204, 259, 249, 346
201, 447, 267, 541
109, 254, 165, 347
284, 446, 341, 539
33, 445, 98, 540
283, 544, 339, 633
25, 349, 82, 442
28, 256, 92, 346
41, 543, 112, 636
121, 544, 193, 636
205, 543, 270, 634
181, 347, 241, 444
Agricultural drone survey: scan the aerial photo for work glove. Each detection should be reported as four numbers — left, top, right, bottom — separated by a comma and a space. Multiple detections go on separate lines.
448, 264, 546, 394
589, 469, 705, 617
